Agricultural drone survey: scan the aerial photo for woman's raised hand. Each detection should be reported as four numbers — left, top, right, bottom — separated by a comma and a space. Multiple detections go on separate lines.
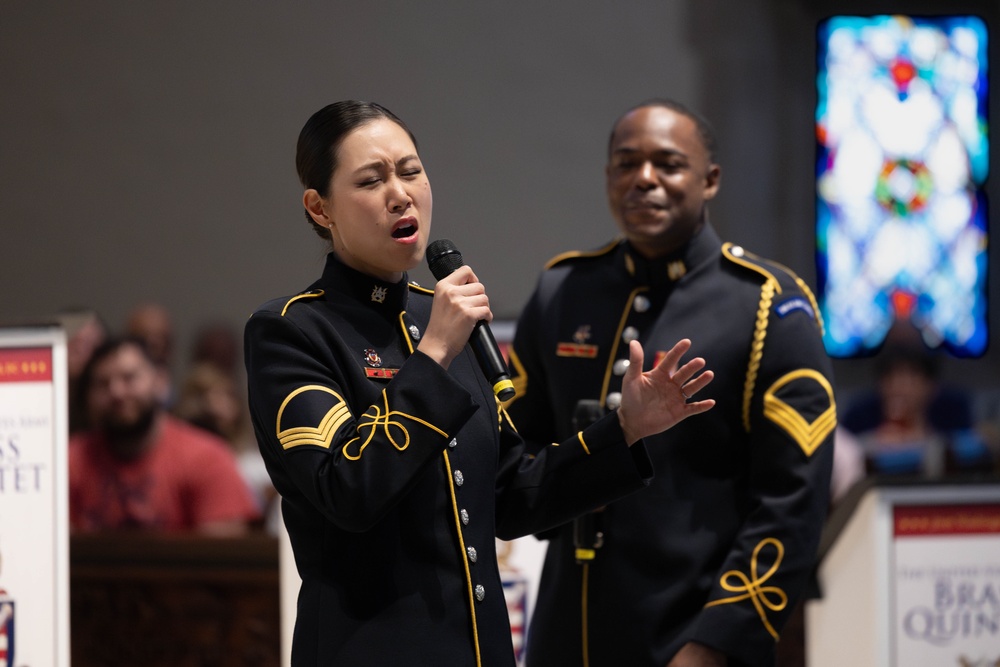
417, 265, 492, 369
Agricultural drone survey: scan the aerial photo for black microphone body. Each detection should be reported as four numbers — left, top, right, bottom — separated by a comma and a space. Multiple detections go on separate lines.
425, 239, 516, 402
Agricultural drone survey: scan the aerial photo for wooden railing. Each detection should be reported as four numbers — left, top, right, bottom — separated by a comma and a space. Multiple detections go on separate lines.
70, 532, 280, 667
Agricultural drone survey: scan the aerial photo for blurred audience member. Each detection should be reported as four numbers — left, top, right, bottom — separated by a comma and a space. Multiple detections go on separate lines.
190, 322, 241, 378
842, 340, 992, 477
174, 361, 275, 519
56, 308, 108, 434
125, 302, 175, 404
830, 425, 865, 503
69, 337, 259, 535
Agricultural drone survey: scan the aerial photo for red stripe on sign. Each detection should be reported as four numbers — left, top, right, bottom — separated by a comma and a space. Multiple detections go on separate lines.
0, 347, 53, 383
894, 504, 1000, 537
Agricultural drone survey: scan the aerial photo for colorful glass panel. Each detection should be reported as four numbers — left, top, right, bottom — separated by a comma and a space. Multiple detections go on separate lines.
816, 15, 988, 357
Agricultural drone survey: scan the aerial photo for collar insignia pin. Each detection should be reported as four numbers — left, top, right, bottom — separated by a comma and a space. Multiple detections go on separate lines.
371, 286, 388, 303
667, 261, 687, 281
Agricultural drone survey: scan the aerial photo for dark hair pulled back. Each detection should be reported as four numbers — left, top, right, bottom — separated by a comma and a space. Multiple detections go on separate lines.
295, 100, 417, 240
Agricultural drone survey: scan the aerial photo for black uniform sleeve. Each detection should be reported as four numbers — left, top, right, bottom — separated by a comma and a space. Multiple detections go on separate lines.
245, 309, 479, 532
492, 405, 653, 541
500, 270, 657, 540
685, 282, 835, 664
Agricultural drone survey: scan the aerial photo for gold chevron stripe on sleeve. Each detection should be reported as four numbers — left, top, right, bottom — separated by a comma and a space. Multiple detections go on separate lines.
763, 369, 837, 457
276, 385, 352, 450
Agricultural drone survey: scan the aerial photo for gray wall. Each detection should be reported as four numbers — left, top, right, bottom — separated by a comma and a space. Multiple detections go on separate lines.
2, 0, 998, 395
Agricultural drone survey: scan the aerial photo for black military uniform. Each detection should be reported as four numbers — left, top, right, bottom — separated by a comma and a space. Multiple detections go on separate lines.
244, 253, 653, 667
507, 224, 835, 667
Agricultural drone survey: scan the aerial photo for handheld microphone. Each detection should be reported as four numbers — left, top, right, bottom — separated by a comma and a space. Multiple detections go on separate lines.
425, 239, 516, 402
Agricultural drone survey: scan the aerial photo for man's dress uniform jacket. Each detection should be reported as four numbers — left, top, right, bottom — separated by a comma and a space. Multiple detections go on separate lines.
244, 254, 653, 667
507, 224, 835, 667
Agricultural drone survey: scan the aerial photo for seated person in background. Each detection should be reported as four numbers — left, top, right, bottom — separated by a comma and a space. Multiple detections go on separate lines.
174, 361, 276, 521
125, 302, 175, 405
841, 341, 992, 477
69, 337, 260, 535
56, 308, 109, 434
189, 321, 242, 378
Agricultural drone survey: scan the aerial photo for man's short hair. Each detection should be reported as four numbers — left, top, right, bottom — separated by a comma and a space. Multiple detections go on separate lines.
78, 336, 155, 394
608, 98, 719, 164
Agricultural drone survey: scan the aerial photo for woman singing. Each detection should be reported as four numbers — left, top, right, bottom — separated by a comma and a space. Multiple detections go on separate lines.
244, 100, 714, 666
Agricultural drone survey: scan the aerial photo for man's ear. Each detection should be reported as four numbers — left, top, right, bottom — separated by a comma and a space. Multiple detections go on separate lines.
704, 164, 721, 201
303, 189, 331, 227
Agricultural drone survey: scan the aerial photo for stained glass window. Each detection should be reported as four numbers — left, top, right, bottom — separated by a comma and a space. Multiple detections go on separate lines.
816, 15, 989, 357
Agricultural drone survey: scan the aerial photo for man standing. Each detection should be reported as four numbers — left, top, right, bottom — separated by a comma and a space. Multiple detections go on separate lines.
69, 337, 259, 534
506, 100, 835, 666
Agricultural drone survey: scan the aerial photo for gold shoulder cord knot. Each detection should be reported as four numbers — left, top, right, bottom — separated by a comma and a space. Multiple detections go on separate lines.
792, 275, 825, 336
742, 279, 776, 432
704, 537, 788, 640
343, 390, 448, 461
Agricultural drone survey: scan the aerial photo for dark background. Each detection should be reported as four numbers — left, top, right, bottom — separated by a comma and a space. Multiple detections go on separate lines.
2, 0, 997, 400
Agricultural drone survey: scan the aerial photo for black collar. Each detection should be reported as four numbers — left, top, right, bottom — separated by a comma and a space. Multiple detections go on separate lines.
318, 252, 410, 317
620, 223, 721, 289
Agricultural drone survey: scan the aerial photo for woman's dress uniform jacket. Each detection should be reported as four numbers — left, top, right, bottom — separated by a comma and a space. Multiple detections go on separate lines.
244, 253, 653, 667
506, 224, 836, 667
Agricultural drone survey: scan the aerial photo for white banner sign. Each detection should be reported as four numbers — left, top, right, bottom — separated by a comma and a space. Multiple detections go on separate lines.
893, 504, 1000, 667
0, 328, 69, 667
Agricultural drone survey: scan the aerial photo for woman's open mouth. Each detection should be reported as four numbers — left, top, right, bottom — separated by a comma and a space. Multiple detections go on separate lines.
392, 217, 419, 240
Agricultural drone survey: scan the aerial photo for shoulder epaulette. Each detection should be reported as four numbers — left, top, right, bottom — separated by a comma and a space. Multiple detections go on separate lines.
544, 240, 620, 270
280, 289, 325, 316
722, 243, 785, 294
722, 242, 824, 334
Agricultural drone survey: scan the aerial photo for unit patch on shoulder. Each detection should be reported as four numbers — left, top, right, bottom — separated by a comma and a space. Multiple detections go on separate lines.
774, 296, 815, 320
276, 385, 353, 450
763, 369, 836, 457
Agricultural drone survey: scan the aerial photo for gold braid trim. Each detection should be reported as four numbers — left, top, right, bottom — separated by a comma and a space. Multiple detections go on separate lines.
398, 311, 415, 354
443, 451, 483, 666
504, 348, 528, 408
704, 538, 788, 641
343, 389, 449, 461
742, 279, 776, 432
791, 275, 825, 337
744, 248, 824, 337
280, 290, 325, 316
544, 239, 620, 270
600, 287, 649, 405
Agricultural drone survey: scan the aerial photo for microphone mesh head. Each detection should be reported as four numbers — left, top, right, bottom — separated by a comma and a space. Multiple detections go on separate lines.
426, 239, 465, 280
